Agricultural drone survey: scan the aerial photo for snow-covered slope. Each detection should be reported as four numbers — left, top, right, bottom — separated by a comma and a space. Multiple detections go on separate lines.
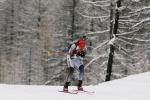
0, 72, 150, 100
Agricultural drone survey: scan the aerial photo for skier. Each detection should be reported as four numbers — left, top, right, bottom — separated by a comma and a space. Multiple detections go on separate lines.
63, 36, 87, 92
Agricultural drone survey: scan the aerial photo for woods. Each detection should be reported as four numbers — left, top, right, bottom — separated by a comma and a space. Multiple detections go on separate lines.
0, 0, 149, 85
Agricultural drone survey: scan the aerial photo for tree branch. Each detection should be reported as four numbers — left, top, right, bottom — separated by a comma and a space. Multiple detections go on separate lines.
132, 18, 150, 28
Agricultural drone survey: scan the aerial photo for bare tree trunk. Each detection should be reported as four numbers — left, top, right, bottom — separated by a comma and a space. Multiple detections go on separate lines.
105, 0, 122, 81
7, 0, 15, 83
28, 47, 32, 85
90, 0, 95, 32
71, 0, 76, 40
37, 0, 41, 40
43, 40, 48, 82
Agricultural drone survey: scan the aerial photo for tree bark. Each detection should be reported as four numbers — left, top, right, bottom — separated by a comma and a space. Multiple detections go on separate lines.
105, 0, 122, 81
28, 47, 32, 85
71, 0, 76, 40
90, 0, 95, 32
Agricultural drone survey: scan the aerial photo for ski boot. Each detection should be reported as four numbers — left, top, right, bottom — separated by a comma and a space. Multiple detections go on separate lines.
77, 80, 83, 91
63, 82, 70, 92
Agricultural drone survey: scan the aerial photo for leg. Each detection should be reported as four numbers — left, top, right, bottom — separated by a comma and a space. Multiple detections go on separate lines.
71, 58, 84, 90
65, 67, 74, 82
72, 58, 84, 81
78, 65, 84, 81
78, 65, 84, 90
63, 67, 74, 91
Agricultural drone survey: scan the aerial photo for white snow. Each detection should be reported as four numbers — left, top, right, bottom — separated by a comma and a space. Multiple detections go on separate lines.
0, 72, 150, 100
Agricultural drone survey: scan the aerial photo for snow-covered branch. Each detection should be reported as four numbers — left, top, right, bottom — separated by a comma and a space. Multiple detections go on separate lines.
78, 11, 110, 19
100, 61, 108, 67
130, 6, 150, 14
115, 52, 129, 62
93, 40, 109, 50
117, 46, 138, 53
115, 51, 147, 73
120, 13, 139, 19
116, 6, 126, 12
87, 29, 109, 35
85, 53, 107, 67
119, 36, 150, 43
117, 38, 140, 46
116, 29, 139, 36
132, 18, 150, 28
115, 53, 136, 71
80, 0, 111, 10
108, 34, 116, 45
119, 19, 138, 23
115, 45, 139, 60
81, 0, 110, 5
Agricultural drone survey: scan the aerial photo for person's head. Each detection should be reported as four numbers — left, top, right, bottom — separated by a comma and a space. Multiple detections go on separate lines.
76, 36, 87, 49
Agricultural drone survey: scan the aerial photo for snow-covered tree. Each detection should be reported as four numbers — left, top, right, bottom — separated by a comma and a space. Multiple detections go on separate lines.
80, 0, 150, 83
0, 0, 149, 85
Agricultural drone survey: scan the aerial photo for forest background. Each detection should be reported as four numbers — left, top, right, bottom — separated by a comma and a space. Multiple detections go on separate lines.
0, 0, 149, 85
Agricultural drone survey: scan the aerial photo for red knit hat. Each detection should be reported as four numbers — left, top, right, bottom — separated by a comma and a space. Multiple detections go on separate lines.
76, 38, 86, 49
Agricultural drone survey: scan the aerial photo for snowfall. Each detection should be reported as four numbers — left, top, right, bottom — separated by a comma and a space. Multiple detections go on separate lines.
0, 72, 150, 100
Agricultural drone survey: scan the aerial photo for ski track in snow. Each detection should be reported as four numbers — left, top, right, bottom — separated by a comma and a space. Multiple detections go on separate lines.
0, 72, 150, 100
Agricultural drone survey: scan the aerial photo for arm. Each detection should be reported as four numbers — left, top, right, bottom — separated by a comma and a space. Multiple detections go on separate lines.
68, 44, 76, 57
67, 44, 76, 66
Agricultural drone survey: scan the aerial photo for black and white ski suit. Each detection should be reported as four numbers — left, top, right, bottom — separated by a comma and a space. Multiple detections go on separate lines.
65, 43, 86, 82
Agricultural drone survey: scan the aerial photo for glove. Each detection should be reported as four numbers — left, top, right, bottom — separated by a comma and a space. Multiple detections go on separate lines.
77, 50, 86, 57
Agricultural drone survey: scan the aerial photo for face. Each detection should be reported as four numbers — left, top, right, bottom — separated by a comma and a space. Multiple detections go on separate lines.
79, 45, 85, 50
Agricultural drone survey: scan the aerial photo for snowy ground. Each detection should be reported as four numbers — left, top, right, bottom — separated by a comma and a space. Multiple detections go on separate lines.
0, 72, 150, 100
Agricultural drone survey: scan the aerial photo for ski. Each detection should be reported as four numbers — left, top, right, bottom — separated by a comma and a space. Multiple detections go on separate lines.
58, 90, 78, 94
72, 90, 95, 94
